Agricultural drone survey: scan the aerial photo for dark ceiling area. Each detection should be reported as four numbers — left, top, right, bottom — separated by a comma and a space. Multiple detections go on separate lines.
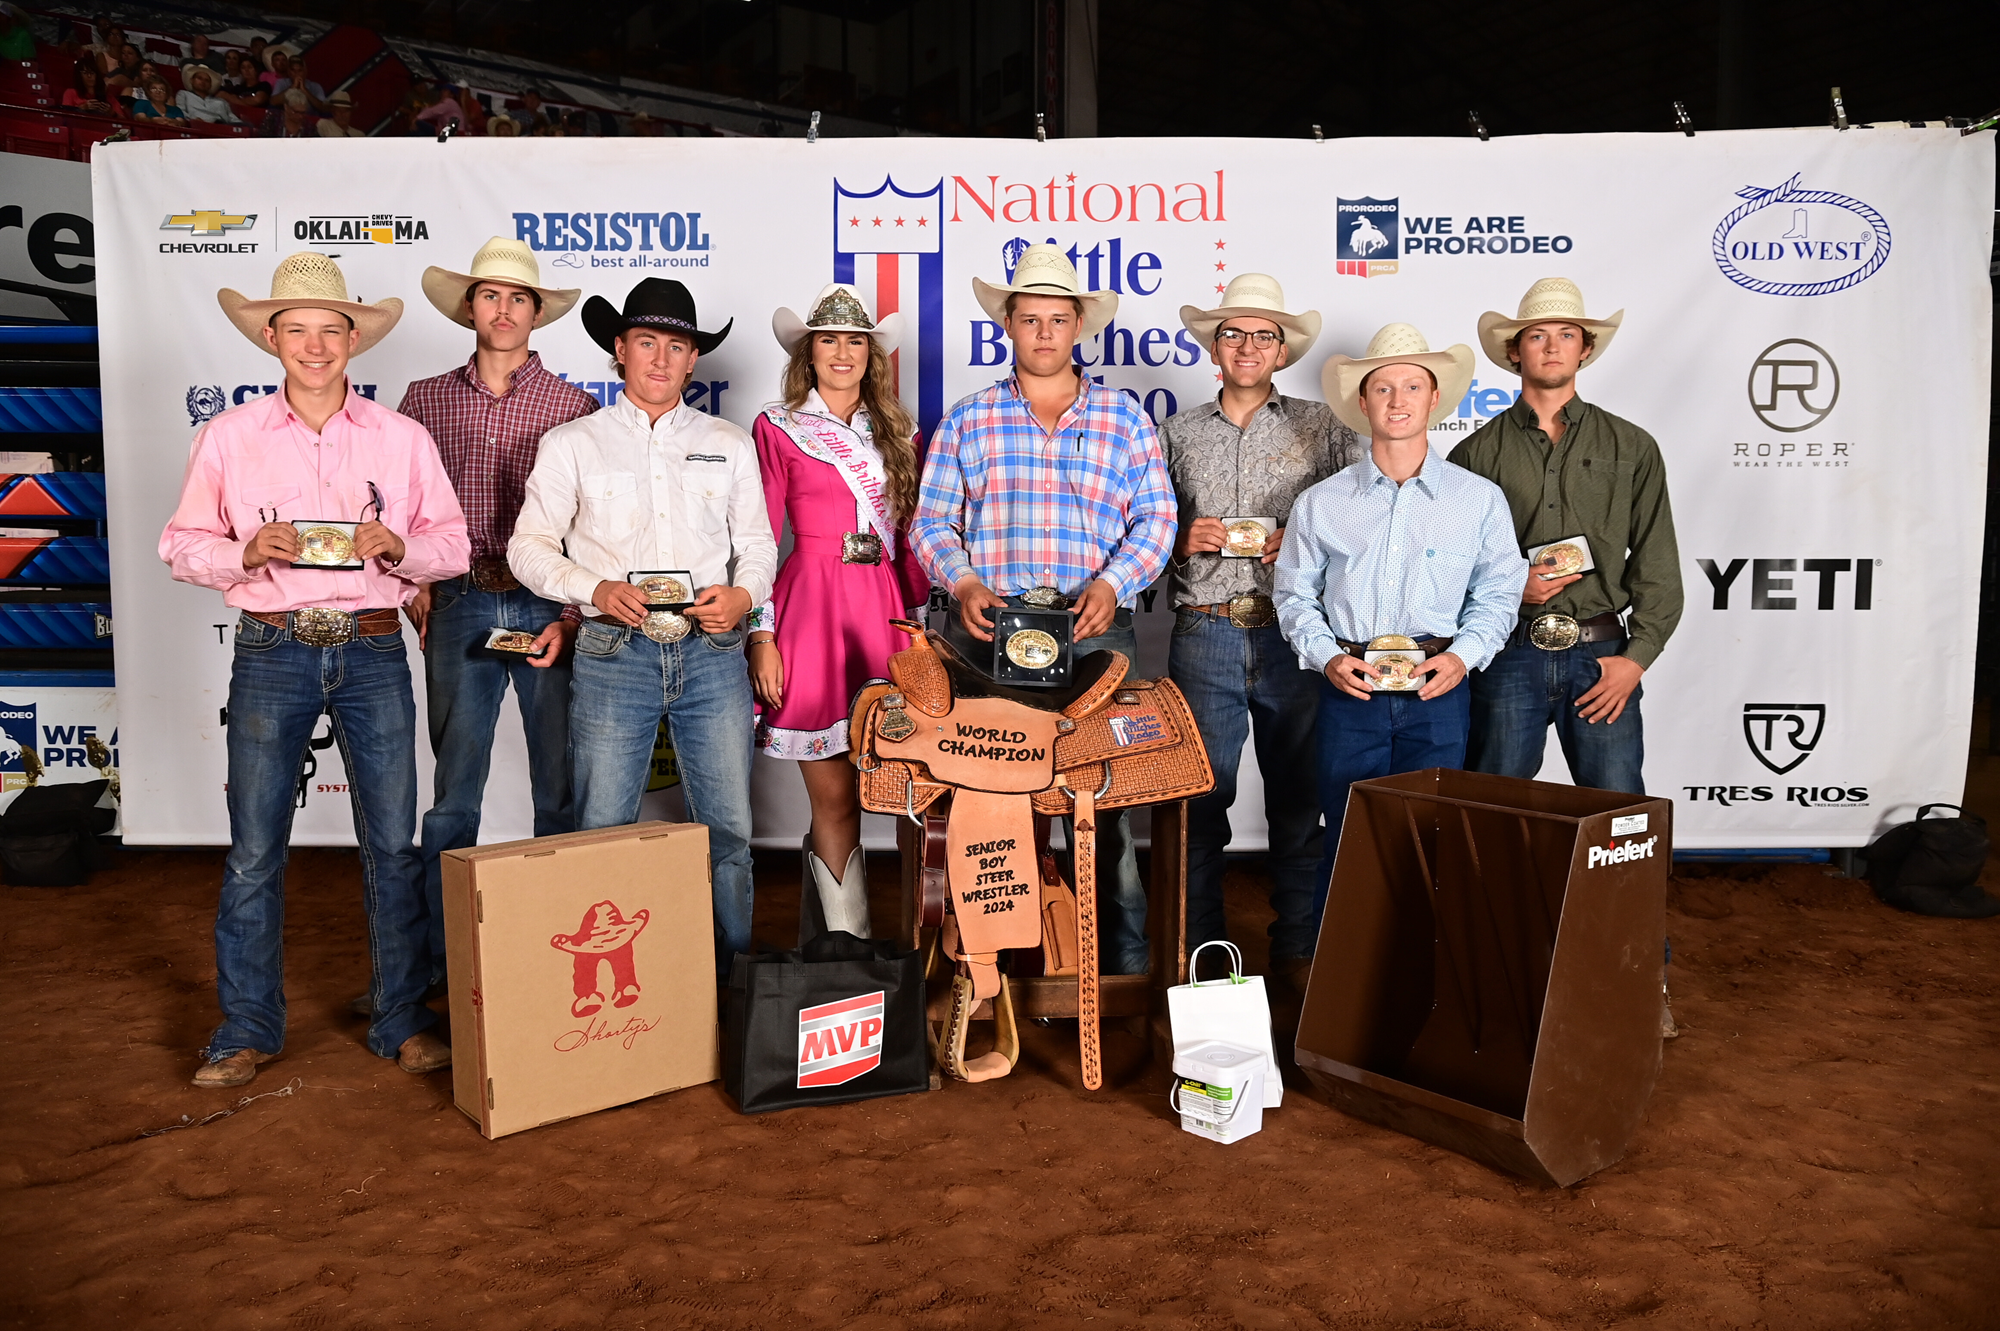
255, 0, 1995, 139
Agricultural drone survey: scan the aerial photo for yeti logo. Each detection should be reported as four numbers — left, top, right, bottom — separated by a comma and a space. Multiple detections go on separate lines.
1743, 702, 1825, 775
186, 385, 228, 428
1335, 197, 1400, 277
550, 900, 650, 1019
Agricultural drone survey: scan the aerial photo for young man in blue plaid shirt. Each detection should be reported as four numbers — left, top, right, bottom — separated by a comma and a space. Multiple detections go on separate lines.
910, 244, 1177, 974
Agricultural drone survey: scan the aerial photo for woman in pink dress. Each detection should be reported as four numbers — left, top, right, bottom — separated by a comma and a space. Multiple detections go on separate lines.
749, 284, 929, 939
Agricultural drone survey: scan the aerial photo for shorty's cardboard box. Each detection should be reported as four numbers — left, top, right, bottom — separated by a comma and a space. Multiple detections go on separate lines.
444, 821, 719, 1139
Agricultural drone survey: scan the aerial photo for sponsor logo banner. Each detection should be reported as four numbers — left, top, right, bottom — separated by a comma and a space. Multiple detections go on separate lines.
798, 990, 886, 1088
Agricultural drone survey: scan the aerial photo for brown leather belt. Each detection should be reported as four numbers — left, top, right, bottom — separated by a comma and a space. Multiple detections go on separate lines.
1512, 611, 1624, 651
1337, 635, 1455, 659
246, 607, 401, 647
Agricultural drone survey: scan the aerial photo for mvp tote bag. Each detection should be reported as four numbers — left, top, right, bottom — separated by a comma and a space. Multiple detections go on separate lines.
722, 930, 930, 1113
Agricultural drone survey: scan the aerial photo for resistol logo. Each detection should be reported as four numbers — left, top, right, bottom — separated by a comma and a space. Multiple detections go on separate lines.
293, 214, 430, 245
1588, 835, 1657, 869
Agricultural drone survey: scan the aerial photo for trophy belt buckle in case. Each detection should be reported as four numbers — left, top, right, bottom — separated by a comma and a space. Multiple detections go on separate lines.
294, 522, 358, 568
642, 609, 692, 643
1004, 628, 1060, 670
1020, 585, 1069, 611
841, 532, 884, 565
1227, 593, 1276, 629
291, 606, 356, 647
1528, 613, 1581, 651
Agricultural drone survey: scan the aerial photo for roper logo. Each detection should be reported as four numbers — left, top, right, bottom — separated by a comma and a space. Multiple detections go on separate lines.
1587, 836, 1658, 869
1743, 703, 1825, 774
1748, 340, 1839, 431
1712, 174, 1891, 296
798, 990, 885, 1088
1336, 197, 1400, 277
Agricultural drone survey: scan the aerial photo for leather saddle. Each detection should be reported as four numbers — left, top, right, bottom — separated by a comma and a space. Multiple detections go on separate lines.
849, 620, 1214, 1088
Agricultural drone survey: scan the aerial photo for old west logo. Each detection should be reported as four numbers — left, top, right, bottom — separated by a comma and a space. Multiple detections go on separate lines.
798, 990, 885, 1087
293, 214, 430, 245
1712, 174, 1891, 296
1743, 703, 1825, 775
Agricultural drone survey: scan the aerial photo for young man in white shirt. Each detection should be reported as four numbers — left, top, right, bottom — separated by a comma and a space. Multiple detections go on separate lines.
509, 279, 778, 976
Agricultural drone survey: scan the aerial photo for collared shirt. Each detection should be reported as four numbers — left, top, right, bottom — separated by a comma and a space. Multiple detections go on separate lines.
175, 89, 237, 123
1274, 446, 1526, 674
160, 384, 469, 611
1447, 394, 1683, 669
909, 372, 1176, 605
508, 396, 778, 610
1162, 389, 1360, 607
398, 351, 598, 561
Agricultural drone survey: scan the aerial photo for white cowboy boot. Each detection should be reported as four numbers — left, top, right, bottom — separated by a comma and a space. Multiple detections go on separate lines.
798, 835, 826, 945
804, 843, 873, 940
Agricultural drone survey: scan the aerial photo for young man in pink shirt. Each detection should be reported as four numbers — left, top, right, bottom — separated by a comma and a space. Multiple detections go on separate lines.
161, 253, 470, 1089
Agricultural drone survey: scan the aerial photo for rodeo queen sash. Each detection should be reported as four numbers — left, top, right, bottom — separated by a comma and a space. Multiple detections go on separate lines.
763, 397, 898, 558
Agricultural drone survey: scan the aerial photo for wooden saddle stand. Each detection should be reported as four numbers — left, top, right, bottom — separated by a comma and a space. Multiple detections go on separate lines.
850, 621, 1214, 1089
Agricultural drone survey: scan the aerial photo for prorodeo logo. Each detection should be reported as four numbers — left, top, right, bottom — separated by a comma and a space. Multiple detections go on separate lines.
294, 214, 430, 245
159, 209, 258, 255
1335, 197, 1400, 277
0, 699, 36, 792
1587, 835, 1658, 869
1743, 702, 1825, 774
1748, 339, 1839, 431
798, 990, 885, 1088
1712, 174, 1891, 296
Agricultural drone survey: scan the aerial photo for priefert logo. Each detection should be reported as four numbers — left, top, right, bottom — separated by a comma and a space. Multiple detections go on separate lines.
1588, 835, 1659, 869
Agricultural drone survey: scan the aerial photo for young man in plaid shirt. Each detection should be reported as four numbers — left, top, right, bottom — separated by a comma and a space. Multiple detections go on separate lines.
910, 244, 1178, 974
389, 238, 597, 1005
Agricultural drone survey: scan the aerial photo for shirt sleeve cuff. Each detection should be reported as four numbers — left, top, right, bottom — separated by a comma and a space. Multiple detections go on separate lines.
746, 600, 776, 634
936, 552, 974, 590
1623, 637, 1661, 670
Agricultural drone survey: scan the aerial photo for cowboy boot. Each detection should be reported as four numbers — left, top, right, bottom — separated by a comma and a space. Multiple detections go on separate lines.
815, 846, 874, 939
798, 835, 829, 944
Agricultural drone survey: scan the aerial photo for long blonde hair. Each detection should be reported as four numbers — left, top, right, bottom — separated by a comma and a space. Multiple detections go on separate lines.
781, 333, 920, 522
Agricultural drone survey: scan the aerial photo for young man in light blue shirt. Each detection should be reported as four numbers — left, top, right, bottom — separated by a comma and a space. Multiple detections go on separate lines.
1274, 323, 1526, 949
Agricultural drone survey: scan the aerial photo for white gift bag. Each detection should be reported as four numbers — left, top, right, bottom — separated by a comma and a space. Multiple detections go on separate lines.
1166, 941, 1282, 1107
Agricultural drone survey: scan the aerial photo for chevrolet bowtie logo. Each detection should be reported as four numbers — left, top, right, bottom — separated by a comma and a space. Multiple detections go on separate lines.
161, 210, 256, 236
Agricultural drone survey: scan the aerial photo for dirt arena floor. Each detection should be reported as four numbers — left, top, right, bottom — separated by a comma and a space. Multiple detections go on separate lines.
5, 769, 1999, 1328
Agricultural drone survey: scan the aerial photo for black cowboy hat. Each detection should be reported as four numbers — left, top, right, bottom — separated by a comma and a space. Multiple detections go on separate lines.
581, 278, 732, 355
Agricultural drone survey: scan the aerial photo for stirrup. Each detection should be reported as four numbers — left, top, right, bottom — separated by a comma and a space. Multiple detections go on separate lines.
933, 969, 1020, 1083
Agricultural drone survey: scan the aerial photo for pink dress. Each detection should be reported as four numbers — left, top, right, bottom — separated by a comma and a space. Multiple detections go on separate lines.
752, 397, 930, 759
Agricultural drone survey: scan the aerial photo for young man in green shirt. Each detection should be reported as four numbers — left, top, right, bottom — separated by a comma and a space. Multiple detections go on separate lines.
1447, 278, 1683, 795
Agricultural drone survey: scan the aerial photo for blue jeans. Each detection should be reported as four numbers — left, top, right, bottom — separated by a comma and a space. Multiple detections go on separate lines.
1312, 675, 1473, 943
1168, 608, 1325, 961
946, 603, 1148, 973
419, 578, 575, 978
214, 614, 435, 1061
1467, 635, 1646, 794
568, 619, 755, 977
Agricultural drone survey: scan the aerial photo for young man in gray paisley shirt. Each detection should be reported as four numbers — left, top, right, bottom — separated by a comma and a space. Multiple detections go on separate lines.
1164, 274, 1360, 990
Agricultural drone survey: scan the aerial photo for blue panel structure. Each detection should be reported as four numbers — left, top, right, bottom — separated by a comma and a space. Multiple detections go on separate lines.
0, 536, 110, 583
0, 602, 111, 648
0, 387, 103, 432
0, 472, 107, 519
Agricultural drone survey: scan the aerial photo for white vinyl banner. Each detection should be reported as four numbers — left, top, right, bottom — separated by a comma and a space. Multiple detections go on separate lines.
92, 129, 1993, 849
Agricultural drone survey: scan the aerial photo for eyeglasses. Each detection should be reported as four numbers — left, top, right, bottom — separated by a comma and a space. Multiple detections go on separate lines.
1215, 329, 1284, 348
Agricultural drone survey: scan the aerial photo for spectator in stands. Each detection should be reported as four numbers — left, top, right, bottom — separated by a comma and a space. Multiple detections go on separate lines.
257, 85, 316, 137
562, 109, 589, 136
106, 43, 144, 99
274, 53, 330, 113
247, 35, 269, 75
262, 46, 290, 91
180, 33, 219, 71
219, 50, 268, 108
627, 110, 657, 137
317, 89, 364, 137
488, 112, 519, 137
64, 59, 119, 116
87, 18, 123, 73
177, 64, 238, 123
515, 86, 552, 132
415, 82, 464, 133
459, 88, 487, 136
0, 3, 37, 62
131, 74, 186, 123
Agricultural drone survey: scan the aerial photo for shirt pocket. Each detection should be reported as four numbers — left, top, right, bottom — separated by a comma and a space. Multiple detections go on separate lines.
237, 483, 300, 535
1419, 546, 1476, 624
1569, 455, 1634, 536
578, 472, 641, 536
680, 466, 731, 536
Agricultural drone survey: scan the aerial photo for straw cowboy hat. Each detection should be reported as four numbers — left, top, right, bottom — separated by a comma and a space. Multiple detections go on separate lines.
971, 242, 1117, 339
421, 235, 582, 328
1178, 272, 1320, 362
217, 251, 403, 357
1476, 277, 1624, 374
582, 278, 732, 355
1321, 323, 1476, 437
771, 282, 903, 354
549, 900, 651, 955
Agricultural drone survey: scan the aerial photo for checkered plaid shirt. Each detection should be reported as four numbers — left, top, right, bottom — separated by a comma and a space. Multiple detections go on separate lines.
398, 352, 599, 560
910, 373, 1176, 605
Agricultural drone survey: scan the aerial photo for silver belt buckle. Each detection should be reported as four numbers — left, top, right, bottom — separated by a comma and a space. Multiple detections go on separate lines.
1226, 594, 1275, 629
1021, 585, 1069, 611
841, 532, 884, 565
642, 609, 692, 643
1528, 613, 1581, 651
292, 606, 356, 647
